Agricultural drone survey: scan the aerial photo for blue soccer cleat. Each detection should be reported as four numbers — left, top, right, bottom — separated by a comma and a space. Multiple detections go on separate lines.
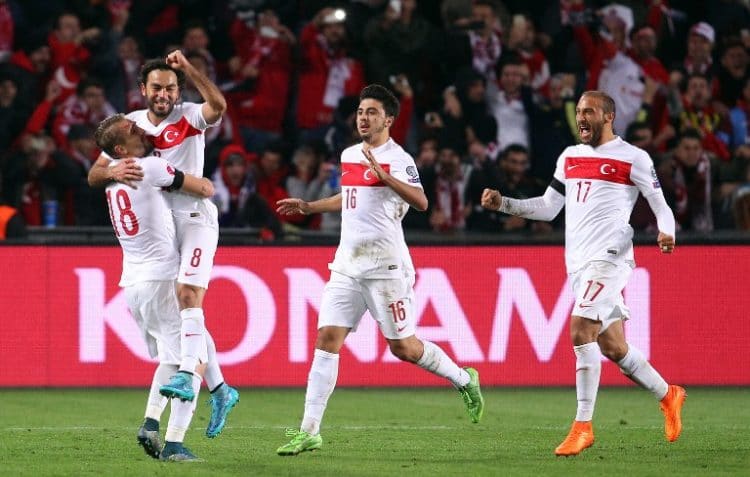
159, 441, 203, 462
206, 385, 240, 438
159, 372, 195, 401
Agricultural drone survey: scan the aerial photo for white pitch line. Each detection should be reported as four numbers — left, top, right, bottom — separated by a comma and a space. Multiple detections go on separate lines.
2, 424, 456, 432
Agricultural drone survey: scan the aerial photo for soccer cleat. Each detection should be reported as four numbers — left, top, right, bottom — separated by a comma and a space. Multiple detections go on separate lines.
660, 384, 686, 442
159, 441, 203, 462
136, 420, 162, 459
458, 367, 484, 423
276, 429, 323, 456
206, 385, 240, 438
159, 372, 195, 401
555, 420, 594, 456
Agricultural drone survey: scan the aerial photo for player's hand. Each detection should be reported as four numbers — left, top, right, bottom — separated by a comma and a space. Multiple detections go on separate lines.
110, 158, 144, 188
481, 188, 502, 210
657, 232, 675, 254
166, 50, 190, 71
276, 198, 310, 216
360, 148, 388, 181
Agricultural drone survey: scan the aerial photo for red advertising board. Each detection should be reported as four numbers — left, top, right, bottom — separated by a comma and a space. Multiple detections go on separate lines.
1, 245, 748, 387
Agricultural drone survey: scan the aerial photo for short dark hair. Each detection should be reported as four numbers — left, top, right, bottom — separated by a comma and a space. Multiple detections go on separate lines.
581, 90, 616, 116
359, 84, 400, 118
502, 143, 529, 159
94, 113, 127, 157
677, 128, 702, 143
76, 77, 105, 96
139, 58, 186, 90
625, 121, 651, 142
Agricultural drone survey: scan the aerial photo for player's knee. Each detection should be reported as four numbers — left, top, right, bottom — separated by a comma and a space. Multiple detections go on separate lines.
599, 342, 627, 362
178, 286, 200, 309
388, 341, 420, 363
314, 329, 345, 353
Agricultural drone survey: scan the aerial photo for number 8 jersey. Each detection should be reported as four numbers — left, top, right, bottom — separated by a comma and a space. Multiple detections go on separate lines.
330, 139, 423, 279
106, 157, 180, 287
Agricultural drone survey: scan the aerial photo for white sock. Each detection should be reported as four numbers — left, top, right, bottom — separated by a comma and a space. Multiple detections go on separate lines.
204, 329, 225, 391
145, 363, 177, 421
300, 349, 339, 435
165, 373, 202, 442
617, 343, 669, 400
574, 342, 601, 422
416, 340, 470, 388
179, 308, 207, 373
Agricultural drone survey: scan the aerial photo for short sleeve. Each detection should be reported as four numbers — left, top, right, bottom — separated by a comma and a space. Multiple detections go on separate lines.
182, 102, 220, 131
630, 150, 662, 198
552, 148, 569, 183
142, 157, 179, 188
389, 151, 423, 189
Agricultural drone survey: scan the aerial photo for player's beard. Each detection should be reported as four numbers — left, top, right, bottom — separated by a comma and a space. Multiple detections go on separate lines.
579, 119, 604, 147
359, 122, 385, 144
148, 97, 175, 118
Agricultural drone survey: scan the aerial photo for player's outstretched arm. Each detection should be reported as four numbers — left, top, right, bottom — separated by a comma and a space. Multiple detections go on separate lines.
180, 174, 215, 198
88, 154, 144, 188
483, 183, 565, 222
277, 194, 342, 216
166, 49, 226, 124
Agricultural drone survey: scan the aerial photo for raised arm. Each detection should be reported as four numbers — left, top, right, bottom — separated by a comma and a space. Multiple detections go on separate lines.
361, 148, 428, 211
166, 50, 226, 124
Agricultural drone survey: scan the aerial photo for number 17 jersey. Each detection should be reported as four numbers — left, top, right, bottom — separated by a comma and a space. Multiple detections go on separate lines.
553, 136, 666, 274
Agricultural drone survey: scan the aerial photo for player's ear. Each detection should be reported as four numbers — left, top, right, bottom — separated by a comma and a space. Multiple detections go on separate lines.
113, 144, 127, 157
385, 116, 394, 128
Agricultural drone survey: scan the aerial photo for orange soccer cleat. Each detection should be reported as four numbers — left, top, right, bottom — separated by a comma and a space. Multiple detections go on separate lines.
554, 420, 594, 456
660, 385, 686, 442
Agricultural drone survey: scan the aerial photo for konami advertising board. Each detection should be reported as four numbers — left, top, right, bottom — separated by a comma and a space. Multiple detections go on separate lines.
1, 245, 747, 387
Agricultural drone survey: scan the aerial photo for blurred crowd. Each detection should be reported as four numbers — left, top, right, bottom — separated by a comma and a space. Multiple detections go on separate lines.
1, 0, 749, 241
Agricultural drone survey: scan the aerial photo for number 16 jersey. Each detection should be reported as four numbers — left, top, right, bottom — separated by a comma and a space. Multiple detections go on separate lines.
330, 139, 423, 279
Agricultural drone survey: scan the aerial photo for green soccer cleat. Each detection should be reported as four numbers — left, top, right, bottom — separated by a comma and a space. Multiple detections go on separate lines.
159, 372, 195, 401
159, 442, 204, 462
458, 367, 484, 423
206, 385, 240, 438
276, 429, 323, 456
136, 419, 162, 459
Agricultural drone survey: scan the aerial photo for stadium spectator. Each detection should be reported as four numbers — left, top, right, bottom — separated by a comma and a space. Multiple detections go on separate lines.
495, 144, 550, 233
713, 39, 749, 109
505, 13, 550, 96
442, 0, 503, 84
481, 90, 685, 456
729, 75, 750, 148
657, 129, 715, 232
0, 71, 31, 154
117, 35, 145, 112
180, 21, 215, 81
423, 142, 471, 233
226, 8, 294, 154
679, 21, 715, 76
296, 7, 366, 144
628, 24, 669, 85
4, 32, 52, 106
275, 84, 483, 456
486, 56, 530, 151
715, 144, 750, 228
52, 77, 117, 151
521, 72, 578, 180
362, 0, 436, 91
464, 140, 504, 232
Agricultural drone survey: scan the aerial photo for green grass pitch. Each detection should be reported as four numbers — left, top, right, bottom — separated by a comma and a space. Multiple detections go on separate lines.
0, 387, 747, 476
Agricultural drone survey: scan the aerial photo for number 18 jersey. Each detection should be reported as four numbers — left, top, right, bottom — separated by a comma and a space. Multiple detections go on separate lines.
106, 157, 180, 287
330, 139, 423, 279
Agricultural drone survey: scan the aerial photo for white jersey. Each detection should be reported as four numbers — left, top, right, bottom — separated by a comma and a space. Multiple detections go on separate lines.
106, 156, 180, 287
553, 136, 665, 273
125, 102, 218, 215
330, 139, 423, 279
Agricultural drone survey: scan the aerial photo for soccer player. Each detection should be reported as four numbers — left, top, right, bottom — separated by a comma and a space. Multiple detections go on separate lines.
87, 51, 239, 438
95, 113, 214, 461
481, 90, 686, 456
274, 84, 484, 457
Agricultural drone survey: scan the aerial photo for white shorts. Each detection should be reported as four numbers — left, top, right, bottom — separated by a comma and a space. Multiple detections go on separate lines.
124, 280, 181, 365
570, 260, 632, 333
174, 202, 219, 289
318, 271, 416, 340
